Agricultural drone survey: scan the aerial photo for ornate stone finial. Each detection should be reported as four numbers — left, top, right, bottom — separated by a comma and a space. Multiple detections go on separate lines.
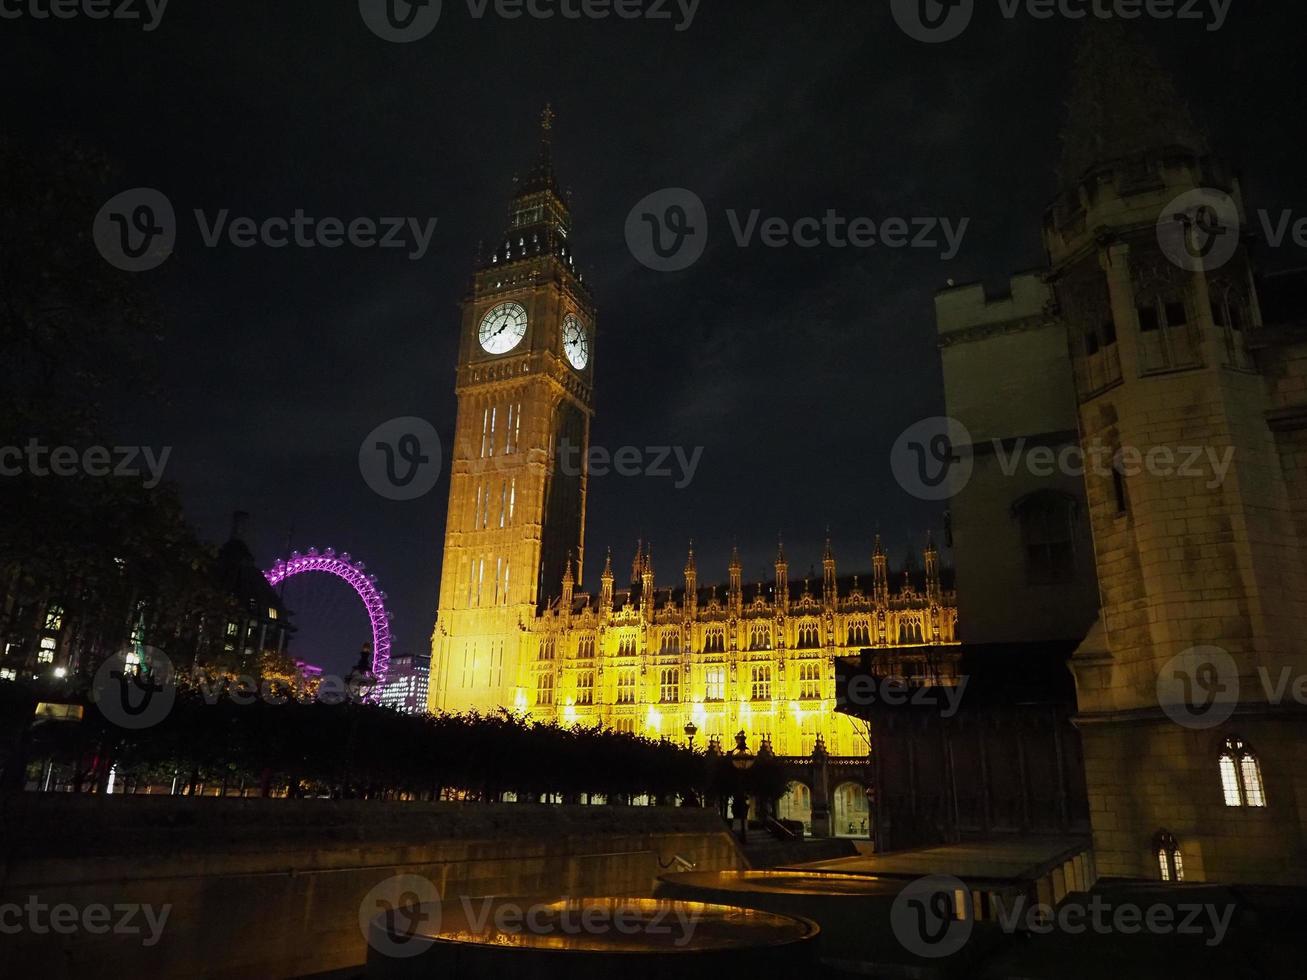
812, 734, 828, 760
562, 550, 575, 586
631, 539, 644, 583
541, 102, 556, 137
823, 527, 834, 562
776, 534, 786, 563
601, 546, 614, 580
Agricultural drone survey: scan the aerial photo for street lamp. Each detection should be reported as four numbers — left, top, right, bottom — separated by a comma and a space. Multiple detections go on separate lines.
730, 730, 753, 766
729, 730, 754, 842
683, 720, 698, 749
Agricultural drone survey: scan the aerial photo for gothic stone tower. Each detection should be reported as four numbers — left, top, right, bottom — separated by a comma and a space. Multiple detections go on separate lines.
1048, 25, 1307, 883
429, 108, 596, 713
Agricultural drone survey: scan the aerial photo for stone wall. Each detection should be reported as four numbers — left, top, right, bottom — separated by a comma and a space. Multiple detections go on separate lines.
0, 795, 744, 979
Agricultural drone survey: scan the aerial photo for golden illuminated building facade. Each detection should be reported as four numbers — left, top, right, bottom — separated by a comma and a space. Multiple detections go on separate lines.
429, 110, 959, 754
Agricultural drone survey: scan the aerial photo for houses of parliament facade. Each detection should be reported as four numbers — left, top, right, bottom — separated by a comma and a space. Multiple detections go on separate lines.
426, 112, 959, 757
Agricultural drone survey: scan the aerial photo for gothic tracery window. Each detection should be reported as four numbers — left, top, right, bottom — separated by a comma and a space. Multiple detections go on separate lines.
797, 622, 820, 649
1136, 294, 1200, 373
659, 668, 679, 703
1219, 737, 1266, 807
1154, 831, 1184, 882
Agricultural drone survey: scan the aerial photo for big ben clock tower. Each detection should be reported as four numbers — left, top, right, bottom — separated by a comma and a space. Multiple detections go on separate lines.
429, 107, 596, 714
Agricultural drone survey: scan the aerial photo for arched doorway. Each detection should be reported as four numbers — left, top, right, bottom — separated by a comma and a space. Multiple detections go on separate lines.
833, 781, 870, 838
777, 782, 812, 836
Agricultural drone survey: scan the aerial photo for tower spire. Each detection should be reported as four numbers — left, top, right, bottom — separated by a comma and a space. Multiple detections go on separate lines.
774, 534, 789, 610
683, 540, 698, 618
600, 546, 614, 619
822, 529, 837, 608
728, 543, 743, 614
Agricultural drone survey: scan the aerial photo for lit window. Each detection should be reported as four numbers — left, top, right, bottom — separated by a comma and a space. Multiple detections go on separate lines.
704, 667, 725, 701
1219, 737, 1267, 807
535, 672, 554, 706
37, 637, 57, 664
577, 671, 594, 706
616, 670, 636, 704
750, 665, 771, 701
799, 661, 822, 700
44, 604, 64, 632
659, 668, 679, 704
1154, 831, 1184, 882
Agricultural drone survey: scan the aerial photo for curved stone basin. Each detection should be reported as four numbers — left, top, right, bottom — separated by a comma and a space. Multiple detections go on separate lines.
655, 868, 961, 970
366, 895, 818, 980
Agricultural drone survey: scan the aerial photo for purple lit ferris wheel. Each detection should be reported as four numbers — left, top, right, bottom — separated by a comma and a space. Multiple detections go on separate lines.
264, 548, 392, 696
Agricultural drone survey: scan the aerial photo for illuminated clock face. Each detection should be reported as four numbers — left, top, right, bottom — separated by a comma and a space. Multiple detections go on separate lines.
478, 302, 528, 355
562, 314, 589, 370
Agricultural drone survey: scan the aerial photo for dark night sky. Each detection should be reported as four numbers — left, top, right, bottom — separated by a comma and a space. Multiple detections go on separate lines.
7, 1, 1305, 674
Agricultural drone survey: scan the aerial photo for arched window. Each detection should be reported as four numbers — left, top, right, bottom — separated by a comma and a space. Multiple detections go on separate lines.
1154, 830, 1184, 882
1218, 736, 1266, 807
797, 622, 820, 649
749, 624, 771, 651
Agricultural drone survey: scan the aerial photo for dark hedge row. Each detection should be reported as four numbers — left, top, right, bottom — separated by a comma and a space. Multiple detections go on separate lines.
0, 680, 792, 805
